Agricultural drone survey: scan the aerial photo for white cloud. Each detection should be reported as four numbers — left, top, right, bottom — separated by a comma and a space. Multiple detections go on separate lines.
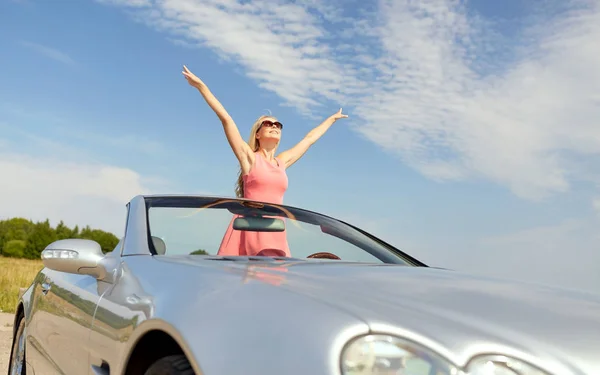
19, 41, 76, 66
352, 0, 600, 201
593, 197, 600, 214
0, 152, 157, 236
99, 0, 600, 202
97, 0, 349, 115
371, 215, 600, 294
0, 103, 167, 157
55, 127, 167, 156
471, 218, 600, 294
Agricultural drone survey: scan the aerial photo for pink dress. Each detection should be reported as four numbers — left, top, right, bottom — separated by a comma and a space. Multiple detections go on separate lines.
217, 152, 291, 257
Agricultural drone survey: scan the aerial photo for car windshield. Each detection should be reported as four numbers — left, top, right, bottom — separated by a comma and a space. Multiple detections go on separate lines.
144, 196, 419, 266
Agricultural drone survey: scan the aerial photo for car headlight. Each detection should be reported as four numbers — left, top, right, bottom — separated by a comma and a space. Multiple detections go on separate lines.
341, 334, 551, 375
341, 334, 460, 375
467, 355, 551, 375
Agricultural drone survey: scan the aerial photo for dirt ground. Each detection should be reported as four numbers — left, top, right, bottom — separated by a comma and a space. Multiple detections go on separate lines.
0, 312, 14, 374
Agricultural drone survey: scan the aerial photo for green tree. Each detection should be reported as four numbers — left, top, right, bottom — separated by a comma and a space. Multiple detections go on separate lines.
55, 220, 77, 240
0, 217, 119, 258
78, 226, 119, 253
3, 240, 26, 258
0, 217, 34, 252
190, 249, 209, 255
23, 220, 57, 259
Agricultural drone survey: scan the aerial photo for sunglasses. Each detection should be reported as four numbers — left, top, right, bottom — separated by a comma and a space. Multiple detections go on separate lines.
260, 120, 283, 130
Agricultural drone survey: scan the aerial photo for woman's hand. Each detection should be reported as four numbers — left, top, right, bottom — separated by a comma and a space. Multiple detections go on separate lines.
182, 65, 206, 89
331, 108, 349, 121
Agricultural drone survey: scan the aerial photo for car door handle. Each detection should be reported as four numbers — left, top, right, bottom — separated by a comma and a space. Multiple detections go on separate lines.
41, 282, 51, 295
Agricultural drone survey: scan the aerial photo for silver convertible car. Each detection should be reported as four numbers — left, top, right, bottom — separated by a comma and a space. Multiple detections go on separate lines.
7, 194, 600, 375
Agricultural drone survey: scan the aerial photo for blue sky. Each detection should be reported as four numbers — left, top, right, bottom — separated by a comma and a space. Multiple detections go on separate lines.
1, 0, 599, 293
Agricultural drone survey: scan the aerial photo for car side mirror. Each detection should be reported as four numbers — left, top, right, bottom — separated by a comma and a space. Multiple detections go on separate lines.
41, 239, 109, 280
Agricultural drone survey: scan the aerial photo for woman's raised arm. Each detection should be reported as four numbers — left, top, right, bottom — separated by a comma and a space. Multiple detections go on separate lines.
182, 65, 253, 170
277, 108, 348, 169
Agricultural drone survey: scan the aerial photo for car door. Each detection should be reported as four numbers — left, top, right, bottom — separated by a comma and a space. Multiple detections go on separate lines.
87, 257, 154, 373
27, 268, 105, 374
24, 267, 55, 374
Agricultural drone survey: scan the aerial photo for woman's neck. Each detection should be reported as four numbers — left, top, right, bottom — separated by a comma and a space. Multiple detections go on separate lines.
258, 147, 276, 160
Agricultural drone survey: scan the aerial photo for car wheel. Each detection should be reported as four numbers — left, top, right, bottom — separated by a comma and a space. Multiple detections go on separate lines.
144, 354, 195, 375
8, 315, 26, 375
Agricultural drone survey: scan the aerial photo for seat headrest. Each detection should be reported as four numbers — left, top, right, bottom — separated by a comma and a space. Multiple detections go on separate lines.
151, 236, 166, 255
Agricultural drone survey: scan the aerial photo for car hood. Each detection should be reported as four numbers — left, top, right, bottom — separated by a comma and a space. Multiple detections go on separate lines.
155, 257, 600, 374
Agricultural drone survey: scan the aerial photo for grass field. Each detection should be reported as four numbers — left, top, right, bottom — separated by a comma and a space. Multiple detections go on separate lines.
0, 256, 43, 313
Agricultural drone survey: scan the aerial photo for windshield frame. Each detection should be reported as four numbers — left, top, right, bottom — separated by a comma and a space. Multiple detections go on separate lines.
143, 195, 428, 267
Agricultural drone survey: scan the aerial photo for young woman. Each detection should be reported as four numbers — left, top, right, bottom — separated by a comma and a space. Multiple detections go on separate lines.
182, 65, 348, 257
